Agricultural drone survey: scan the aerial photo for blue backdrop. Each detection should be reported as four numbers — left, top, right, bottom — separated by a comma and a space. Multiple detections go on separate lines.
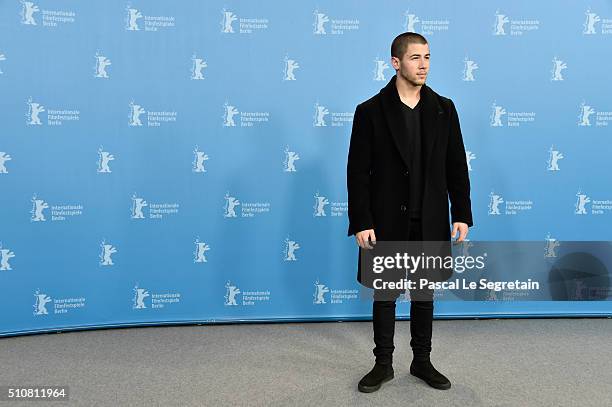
1, 0, 612, 337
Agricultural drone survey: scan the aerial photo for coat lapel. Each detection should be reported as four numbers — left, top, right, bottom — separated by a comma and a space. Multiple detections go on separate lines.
379, 75, 412, 169
419, 83, 444, 176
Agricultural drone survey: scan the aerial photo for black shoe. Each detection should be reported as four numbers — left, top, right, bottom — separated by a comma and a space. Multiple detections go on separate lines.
358, 363, 394, 393
410, 359, 451, 390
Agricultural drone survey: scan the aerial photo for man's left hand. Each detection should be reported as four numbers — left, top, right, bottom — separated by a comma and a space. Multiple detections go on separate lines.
451, 222, 469, 242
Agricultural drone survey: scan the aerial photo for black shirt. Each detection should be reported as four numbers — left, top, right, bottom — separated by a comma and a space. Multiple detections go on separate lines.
400, 99, 423, 218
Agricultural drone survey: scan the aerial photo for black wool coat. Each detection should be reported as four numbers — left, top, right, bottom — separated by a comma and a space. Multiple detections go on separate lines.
346, 75, 473, 285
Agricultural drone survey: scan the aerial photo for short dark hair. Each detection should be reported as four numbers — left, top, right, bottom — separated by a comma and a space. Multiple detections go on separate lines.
391, 32, 428, 59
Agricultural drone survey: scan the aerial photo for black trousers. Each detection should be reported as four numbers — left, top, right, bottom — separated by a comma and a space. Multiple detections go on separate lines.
372, 217, 434, 365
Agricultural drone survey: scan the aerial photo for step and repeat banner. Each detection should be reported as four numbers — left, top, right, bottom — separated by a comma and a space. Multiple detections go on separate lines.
1, 1, 611, 336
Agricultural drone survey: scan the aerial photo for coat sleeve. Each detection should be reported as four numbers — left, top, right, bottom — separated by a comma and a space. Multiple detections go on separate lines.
347, 103, 374, 236
446, 99, 474, 227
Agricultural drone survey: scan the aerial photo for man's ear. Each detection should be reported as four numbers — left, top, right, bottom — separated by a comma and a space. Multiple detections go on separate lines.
390, 56, 400, 70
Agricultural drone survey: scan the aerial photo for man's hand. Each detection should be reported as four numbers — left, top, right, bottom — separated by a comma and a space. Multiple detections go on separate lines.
355, 229, 376, 249
451, 222, 469, 242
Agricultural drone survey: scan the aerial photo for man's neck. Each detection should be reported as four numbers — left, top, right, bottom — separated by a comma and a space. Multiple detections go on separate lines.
395, 74, 422, 108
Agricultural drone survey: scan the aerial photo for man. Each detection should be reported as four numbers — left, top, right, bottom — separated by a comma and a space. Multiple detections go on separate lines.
346, 32, 473, 393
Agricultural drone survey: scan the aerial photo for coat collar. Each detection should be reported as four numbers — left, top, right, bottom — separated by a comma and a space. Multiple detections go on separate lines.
379, 74, 443, 175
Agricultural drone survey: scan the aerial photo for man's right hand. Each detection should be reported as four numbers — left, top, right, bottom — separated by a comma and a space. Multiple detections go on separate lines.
355, 229, 376, 249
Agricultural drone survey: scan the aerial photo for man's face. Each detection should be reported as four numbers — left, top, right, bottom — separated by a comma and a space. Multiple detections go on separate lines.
391, 42, 430, 86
